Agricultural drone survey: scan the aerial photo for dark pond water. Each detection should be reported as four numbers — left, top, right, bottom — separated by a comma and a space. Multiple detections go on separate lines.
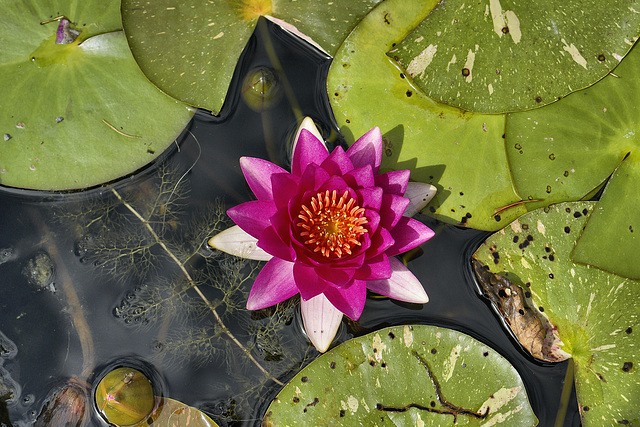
0, 18, 579, 426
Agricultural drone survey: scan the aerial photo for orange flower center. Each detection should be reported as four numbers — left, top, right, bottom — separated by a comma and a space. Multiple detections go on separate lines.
297, 189, 368, 258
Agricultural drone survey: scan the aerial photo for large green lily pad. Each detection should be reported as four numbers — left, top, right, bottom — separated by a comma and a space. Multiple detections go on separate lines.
474, 202, 640, 425
0, 0, 193, 190
328, 0, 526, 230
505, 42, 640, 279
391, 0, 640, 113
264, 325, 537, 426
121, 0, 383, 113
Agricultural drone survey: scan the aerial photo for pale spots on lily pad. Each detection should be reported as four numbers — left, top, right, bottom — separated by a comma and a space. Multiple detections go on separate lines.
479, 386, 522, 416
442, 344, 461, 382
346, 395, 358, 413
561, 38, 588, 69
403, 325, 413, 347
405, 44, 437, 79
372, 333, 386, 362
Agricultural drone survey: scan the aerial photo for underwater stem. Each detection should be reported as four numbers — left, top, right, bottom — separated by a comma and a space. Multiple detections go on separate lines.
554, 358, 575, 427
111, 188, 284, 386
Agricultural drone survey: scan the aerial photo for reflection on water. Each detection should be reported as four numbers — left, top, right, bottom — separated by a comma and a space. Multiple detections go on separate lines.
0, 18, 578, 427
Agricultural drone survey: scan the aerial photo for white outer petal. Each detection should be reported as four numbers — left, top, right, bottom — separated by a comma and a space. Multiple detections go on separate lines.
207, 225, 273, 261
301, 294, 343, 353
403, 182, 437, 217
367, 257, 429, 304
291, 116, 327, 157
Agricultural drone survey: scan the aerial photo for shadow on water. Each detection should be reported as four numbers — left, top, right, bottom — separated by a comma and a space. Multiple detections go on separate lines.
0, 17, 579, 427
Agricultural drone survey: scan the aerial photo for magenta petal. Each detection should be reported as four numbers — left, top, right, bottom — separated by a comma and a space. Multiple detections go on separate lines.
387, 217, 435, 256
301, 294, 343, 352
247, 258, 298, 310
379, 194, 410, 229
366, 257, 428, 303
293, 263, 329, 300
271, 173, 299, 209
227, 201, 276, 238
320, 147, 354, 176
299, 163, 331, 193
257, 226, 296, 262
316, 265, 355, 287
375, 170, 410, 196
356, 187, 383, 211
323, 280, 367, 320
354, 253, 391, 280
347, 127, 382, 173
367, 227, 395, 258
292, 129, 329, 177
344, 164, 375, 189
239, 157, 287, 200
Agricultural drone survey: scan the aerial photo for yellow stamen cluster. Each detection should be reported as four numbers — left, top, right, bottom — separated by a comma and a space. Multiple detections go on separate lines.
297, 189, 368, 258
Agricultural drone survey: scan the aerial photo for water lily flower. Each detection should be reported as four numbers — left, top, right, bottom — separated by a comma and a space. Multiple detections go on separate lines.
209, 118, 436, 352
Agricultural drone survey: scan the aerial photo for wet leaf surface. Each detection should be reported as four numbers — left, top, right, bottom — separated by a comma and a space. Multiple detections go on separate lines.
121, 0, 383, 113
391, 0, 640, 113
134, 397, 220, 427
328, 0, 525, 230
264, 325, 537, 426
506, 42, 640, 279
474, 202, 640, 425
0, 0, 193, 190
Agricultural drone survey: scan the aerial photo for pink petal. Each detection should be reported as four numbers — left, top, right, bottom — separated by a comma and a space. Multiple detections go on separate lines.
323, 279, 367, 320
355, 187, 383, 211
239, 157, 287, 200
366, 227, 395, 258
247, 258, 298, 310
316, 265, 356, 287
257, 226, 296, 262
403, 182, 437, 217
291, 117, 326, 157
293, 263, 330, 300
292, 129, 329, 177
375, 170, 410, 196
299, 163, 331, 193
320, 147, 354, 176
207, 225, 273, 261
366, 257, 429, 303
354, 253, 391, 281
227, 201, 276, 238
379, 194, 410, 229
387, 217, 435, 256
347, 127, 382, 173
344, 164, 375, 189
301, 294, 343, 353
271, 173, 299, 210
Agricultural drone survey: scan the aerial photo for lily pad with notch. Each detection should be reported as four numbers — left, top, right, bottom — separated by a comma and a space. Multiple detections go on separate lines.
121, 0, 384, 113
474, 202, 640, 425
0, 0, 194, 190
328, 0, 526, 230
264, 325, 537, 426
391, 0, 640, 113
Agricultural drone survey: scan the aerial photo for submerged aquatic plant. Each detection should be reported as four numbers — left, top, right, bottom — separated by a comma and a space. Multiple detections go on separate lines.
209, 118, 437, 352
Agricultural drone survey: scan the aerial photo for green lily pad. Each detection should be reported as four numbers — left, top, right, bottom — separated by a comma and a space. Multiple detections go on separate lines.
391, 0, 640, 114
121, 0, 383, 113
328, 0, 526, 230
474, 202, 640, 425
505, 43, 640, 278
0, 0, 194, 190
134, 398, 219, 426
264, 325, 537, 426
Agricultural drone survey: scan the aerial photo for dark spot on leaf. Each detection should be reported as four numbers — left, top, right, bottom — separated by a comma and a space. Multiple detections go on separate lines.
525, 282, 531, 287
466, 213, 472, 218
573, 212, 582, 218
582, 208, 588, 216
494, 214, 501, 222
549, 154, 555, 160
565, 208, 571, 213
492, 252, 500, 259
626, 327, 633, 334
630, 226, 634, 233
301, 376, 308, 382
564, 226, 571, 233
451, 208, 456, 213
548, 273, 554, 279
293, 397, 300, 403
546, 185, 552, 194
369, 360, 376, 367
535, 96, 542, 103
583, 406, 589, 411
430, 348, 437, 354
526, 235, 533, 241
406, 90, 412, 97
461, 216, 468, 224
518, 309, 524, 315
545, 246, 551, 253
618, 420, 630, 425
381, 362, 387, 368
340, 409, 346, 417
514, 143, 522, 150
373, 348, 377, 353
564, 170, 569, 177
400, 72, 405, 79
429, 206, 436, 213
524, 291, 531, 298
597, 373, 606, 382
483, 351, 489, 357
539, 306, 545, 312
502, 26, 509, 34
522, 224, 529, 230
383, 12, 391, 24
56, 116, 64, 123
459, 192, 464, 196
597, 54, 606, 62
513, 236, 519, 243
622, 362, 633, 372
147, 149, 155, 154
388, 332, 395, 339
462, 68, 471, 77
549, 255, 555, 262
430, 401, 436, 407
330, 361, 336, 369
